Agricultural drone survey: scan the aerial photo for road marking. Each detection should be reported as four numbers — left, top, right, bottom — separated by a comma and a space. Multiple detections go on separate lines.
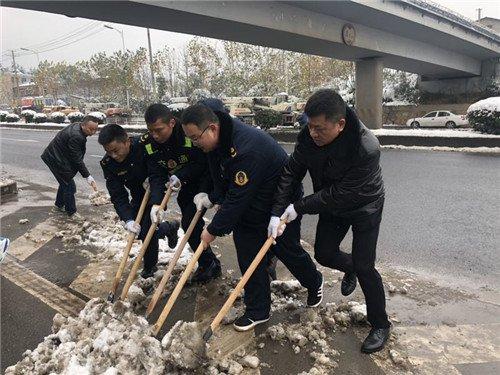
0, 137, 39, 143
90, 154, 103, 158
8, 220, 59, 261
0, 257, 86, 317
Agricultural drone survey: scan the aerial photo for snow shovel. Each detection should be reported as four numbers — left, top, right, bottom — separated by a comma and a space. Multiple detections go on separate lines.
152, 240, 208, 336
146, 209, 204, 317
203, 220, 286, 341
120, 186, 173, 301
107, 187, 151, 302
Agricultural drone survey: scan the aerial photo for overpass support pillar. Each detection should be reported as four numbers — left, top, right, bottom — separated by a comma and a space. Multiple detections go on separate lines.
355, 58, 383, 129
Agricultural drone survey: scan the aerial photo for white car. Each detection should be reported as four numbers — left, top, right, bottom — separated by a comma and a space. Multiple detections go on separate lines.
406, 111, 468, 128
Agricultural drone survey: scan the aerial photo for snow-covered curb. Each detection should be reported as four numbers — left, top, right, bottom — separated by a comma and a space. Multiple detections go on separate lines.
382, 145, 500, 154
0, 122, 148, 131
372, 128, 499, 138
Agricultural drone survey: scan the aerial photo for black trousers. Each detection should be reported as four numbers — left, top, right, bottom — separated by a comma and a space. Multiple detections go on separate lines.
177, 188, 217, 268
233, 215, 321, 319
314, 206, 390, 329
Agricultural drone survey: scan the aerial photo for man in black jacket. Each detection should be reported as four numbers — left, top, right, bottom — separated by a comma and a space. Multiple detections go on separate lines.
269, 89, 390, 353
98, 124, 179, 278
41, 115, 99, 217
142, 104, 220, 283
181, 99, 322, 332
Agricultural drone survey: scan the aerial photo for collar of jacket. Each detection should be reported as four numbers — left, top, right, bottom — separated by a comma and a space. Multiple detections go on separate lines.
214, 110, 234, 159
77, 122, 87, 137
301, 106, 362, 158
150, 119, 185, 150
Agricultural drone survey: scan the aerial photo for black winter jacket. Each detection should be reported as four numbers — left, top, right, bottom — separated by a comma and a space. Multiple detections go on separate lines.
271, 107, 384, 218
200, 99, 300, 236
140, 122, 209, 204
100, 136, 148, 222
41, 122, 90, 183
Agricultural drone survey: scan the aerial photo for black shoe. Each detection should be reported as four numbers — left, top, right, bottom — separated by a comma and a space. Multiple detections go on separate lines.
191, 259, 221, 284
166, 220, 180, 248
307, 272, 324, 307
233, 314, 270, 332
361, 327, 391, 354
141, 265, 158, 279
341, 272, 357, 296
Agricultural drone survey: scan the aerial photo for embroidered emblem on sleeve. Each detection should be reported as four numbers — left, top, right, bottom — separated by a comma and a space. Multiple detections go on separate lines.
234, 171, 249, 186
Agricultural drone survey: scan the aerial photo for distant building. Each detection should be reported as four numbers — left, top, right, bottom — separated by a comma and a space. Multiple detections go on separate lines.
477, 17, 500, 34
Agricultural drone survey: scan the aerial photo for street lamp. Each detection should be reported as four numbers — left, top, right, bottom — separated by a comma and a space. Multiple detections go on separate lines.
104, 24, 130, 108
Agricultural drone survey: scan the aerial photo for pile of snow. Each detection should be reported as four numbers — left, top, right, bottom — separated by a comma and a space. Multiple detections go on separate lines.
89, 191, 111, 206
467, 97, 500, 113
5, 299, 208, 374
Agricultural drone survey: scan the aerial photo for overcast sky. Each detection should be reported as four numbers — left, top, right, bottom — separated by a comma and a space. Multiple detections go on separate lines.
1, 0, 499, 70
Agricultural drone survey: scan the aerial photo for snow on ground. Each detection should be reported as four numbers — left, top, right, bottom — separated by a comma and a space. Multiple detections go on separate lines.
381, 145, 500, 154
373, 128, 499, 138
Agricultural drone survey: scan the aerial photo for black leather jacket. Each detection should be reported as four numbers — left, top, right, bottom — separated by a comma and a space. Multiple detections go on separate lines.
41, 122, 90, 183
272, 107, 384, 218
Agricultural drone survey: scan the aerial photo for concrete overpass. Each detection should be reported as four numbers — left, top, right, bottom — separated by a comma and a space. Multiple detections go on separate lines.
5, 0, 500, 128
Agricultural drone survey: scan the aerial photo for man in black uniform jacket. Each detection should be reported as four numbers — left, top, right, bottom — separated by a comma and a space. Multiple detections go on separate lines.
269, 89, 391, 353
181, 99, 323, 332
142, 104, 221, 283
98, 124, 179, 279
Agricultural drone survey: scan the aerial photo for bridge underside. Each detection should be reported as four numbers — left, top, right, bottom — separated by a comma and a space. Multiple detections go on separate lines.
5, 1, 499, 128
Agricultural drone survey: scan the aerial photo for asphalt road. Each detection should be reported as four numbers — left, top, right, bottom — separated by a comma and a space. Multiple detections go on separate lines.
1, 127, 499, 289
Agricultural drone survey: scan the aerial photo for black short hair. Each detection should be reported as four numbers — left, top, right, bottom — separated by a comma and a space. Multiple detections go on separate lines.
98, 124, 128, 145
304, 89, 346, 122
181, 104, 219, 130
144, 103, 175, 125
82, 115, 101, 125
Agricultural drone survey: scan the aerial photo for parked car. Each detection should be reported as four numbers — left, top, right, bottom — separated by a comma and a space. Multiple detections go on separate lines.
406, 111, 468, 128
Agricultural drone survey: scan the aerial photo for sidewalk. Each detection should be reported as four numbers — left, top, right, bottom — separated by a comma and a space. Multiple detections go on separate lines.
1, 178, 499, 374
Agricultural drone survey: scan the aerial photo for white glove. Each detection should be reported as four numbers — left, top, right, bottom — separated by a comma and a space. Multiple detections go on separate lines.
124, 220, 141, 236
142, 178, 150, 190
167, 175, 181, 191
86, 175, 95, 185
281, 204, 298, 223
267, 216, 286, 239
193, 192, 213, 211
150, 204, 164, 223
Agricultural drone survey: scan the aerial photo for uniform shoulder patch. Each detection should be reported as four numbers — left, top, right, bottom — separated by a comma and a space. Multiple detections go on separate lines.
230, 147, 237, 158
100, 155, 110, 166
234, 171, 249, 186
140, 132, 151, 143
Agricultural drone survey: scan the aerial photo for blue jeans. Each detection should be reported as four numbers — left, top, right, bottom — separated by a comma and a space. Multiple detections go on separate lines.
54, 176, 76, 215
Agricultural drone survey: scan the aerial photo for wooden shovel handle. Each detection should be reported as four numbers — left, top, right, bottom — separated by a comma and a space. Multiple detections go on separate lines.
120, 187, 173, 301
108, 188, 150, 301
205, 220, 286, 340
146, 209, 204, 316
152, 240, 207, 336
